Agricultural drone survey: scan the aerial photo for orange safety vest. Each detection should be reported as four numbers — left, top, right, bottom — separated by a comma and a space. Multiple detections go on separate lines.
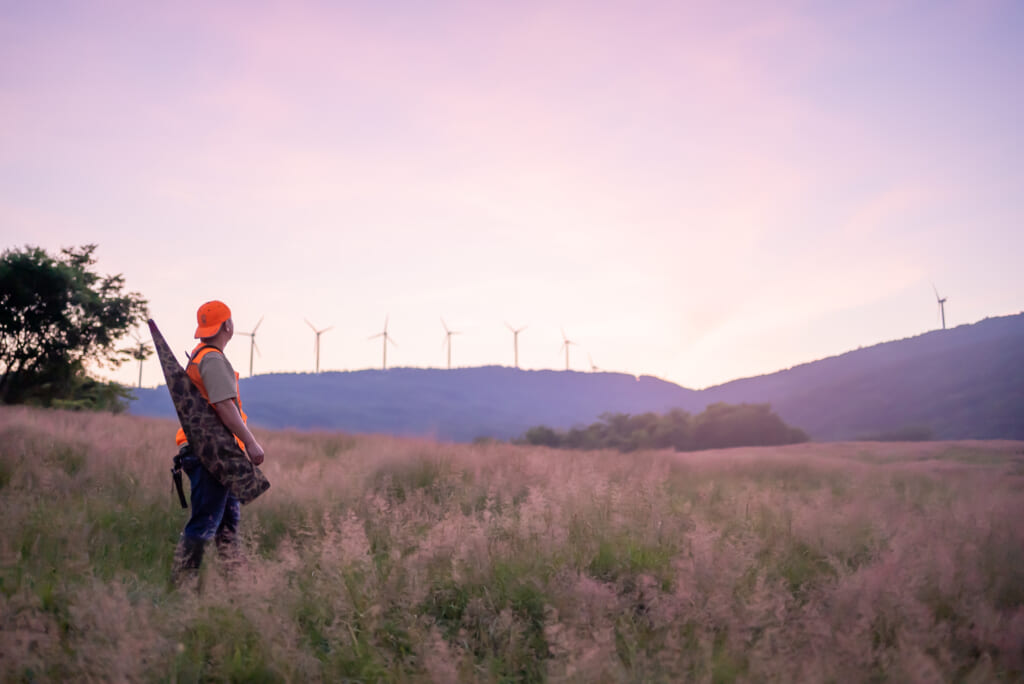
174, 343, 249, 449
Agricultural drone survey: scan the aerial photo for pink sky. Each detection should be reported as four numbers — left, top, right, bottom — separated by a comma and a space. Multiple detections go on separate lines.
2, 0, 1022, 389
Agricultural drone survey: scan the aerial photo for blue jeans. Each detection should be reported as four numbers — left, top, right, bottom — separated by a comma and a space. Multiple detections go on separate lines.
178, 446, 241, 544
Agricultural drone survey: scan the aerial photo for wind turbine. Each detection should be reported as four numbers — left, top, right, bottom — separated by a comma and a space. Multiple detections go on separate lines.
130, 333, 152, 388
305, 318, 333, 373
236, 315, 264, 377
932, 285, 948, 330
369, 315, 397, 370
588, 353, 599, 372
559, 329, 576, 371
441, 318, 461, 370
506, 322, 526, 369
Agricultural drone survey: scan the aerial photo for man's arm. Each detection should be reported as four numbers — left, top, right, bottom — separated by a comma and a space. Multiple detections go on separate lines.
212, 399, 265, 466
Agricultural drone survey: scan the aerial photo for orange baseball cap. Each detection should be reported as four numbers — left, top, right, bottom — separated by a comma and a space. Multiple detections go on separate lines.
194, 300, 232, 338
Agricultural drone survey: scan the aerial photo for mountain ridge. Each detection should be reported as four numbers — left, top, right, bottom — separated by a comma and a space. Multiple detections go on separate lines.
129, 312, 1024, 442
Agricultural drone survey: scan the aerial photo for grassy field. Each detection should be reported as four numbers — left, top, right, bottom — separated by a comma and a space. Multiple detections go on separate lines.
1, 406, 1022, 682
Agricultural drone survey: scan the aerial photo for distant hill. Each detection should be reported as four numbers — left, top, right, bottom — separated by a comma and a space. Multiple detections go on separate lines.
700, 313, 1024, 441
131, 367, 700, 442
130, 313, 1024, 442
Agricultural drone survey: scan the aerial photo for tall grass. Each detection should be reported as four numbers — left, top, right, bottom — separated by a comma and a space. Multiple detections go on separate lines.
1, 405, 1022, 682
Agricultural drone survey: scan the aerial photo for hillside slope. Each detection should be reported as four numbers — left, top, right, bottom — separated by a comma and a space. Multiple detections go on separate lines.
131, 367, 700, 441
130, 313, 1024, 441
703, 314, 1024, 440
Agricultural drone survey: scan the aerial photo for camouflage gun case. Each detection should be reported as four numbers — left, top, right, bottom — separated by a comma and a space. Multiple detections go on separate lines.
148, 319, 270, 504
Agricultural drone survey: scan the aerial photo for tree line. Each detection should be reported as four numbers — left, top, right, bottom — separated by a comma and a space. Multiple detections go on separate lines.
0, 244, 149, 411
516, 403, 809, 452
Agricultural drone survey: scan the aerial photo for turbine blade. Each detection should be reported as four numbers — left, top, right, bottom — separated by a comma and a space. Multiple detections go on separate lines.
369, 333, 383, 340
253, 341, 261, 357
305, 318, 317, 332
441, 317, 449, 333
253, 315, 264, 333
384, 314, 389, 332
322, 326, 334, 334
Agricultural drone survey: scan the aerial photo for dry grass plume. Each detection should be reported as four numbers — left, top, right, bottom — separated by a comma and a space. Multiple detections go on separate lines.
1, 405, 1022, 682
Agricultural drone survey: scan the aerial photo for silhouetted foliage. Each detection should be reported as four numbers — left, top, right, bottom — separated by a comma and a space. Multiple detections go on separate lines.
522, 425, 562, 448
516, 403, 808, 452
692, 402, 808, 450
0, 244, 148, 410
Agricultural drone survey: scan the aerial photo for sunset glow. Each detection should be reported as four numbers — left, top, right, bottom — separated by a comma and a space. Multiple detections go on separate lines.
3, 1, 1022, 388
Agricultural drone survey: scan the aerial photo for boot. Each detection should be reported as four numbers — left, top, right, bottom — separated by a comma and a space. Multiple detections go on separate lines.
215, 528, 246, 579
170, 535, 206, 592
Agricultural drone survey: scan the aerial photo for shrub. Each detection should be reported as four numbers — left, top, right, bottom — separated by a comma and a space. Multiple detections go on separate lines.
516, 404, 807, 452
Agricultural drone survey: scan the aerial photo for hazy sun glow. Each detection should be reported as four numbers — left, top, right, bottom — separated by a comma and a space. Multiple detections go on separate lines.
2, 1, 1022, 388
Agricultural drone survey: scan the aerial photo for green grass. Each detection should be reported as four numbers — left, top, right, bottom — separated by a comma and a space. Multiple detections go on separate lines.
320, 434, 356, 460
2, 406, 1023, 682
711, 630, 749, 684
421, 554, 554, 683
587, 537, 677, 591
771, 540, 836, 597
249, 499, 318, 556
979, 522, 1024, 610
169, 605, 284, 683
0, 456, 13, 490
934, 446, 1016, 465
86, 499, 182, 583
369, 455, 459, 506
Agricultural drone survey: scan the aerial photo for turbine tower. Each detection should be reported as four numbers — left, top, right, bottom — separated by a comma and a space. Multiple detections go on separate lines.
506, 322, 526, 369
236, 315, 264, 377
933, 285, 948, 330
369, 315, 397, 370
130, 333, 152, 388
560, 329, 576, 371
305, 318, 333, 373
441, 318, 461, 370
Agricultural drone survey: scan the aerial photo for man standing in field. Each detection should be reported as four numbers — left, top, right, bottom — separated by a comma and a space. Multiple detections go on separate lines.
170, 300, 265, 588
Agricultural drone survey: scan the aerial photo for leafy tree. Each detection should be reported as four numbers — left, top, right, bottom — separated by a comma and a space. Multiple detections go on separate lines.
516, 403, 807, 453
692, 402, 808, 450
520, 425, 562, 448
0, 244, 148, 409
651, 408, 692, 450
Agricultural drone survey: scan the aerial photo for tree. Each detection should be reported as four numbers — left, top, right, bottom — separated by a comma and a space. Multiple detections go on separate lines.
0, 244, 149, 409
515, 403, 807, 453
520, 425, 562, 448
692, 402, 809, 450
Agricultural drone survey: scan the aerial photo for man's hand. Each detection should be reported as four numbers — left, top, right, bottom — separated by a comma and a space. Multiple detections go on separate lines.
246, 440, 265, 466
212, 398, 265, 466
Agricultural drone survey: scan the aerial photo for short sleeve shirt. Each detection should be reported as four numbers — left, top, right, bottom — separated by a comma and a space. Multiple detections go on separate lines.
198, 350, 238, 404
